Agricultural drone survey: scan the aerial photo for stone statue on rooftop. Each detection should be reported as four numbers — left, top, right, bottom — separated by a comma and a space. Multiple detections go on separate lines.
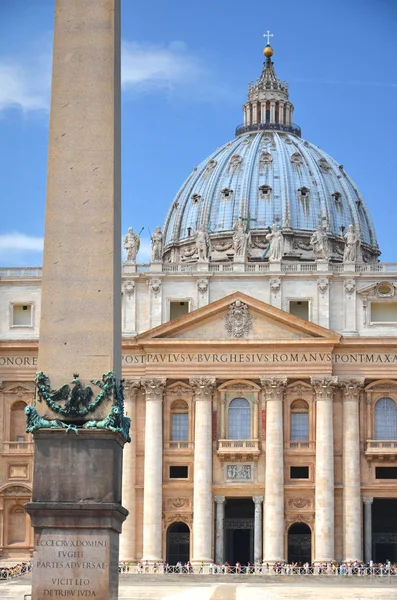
151, 226, 163, 261
343, 224, 361, 262
310, 225, 329, 260
266, 223, 284, 261
195, 225, 209, 260
232, 217, 249, 259
123, 227, 140, 263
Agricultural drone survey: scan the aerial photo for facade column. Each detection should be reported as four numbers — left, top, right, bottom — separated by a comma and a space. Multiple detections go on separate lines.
260, 377, 287, 562
312, 377, 337, 562
363, 497, 373, 564
190, 376, 216, 563
120, 379, 140, 562
246, 104, 251, 126
270, 101, 276, 124
253, 496, 264, 565
252, 102, 258, 124
142, 378, 166, 561
261, 102, 266, 123
341, 379, 364, 561
215, 496, 225, 564
278, 102, 284, 125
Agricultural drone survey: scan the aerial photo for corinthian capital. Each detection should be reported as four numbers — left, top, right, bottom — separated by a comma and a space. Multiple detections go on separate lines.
123, 378, 140, 401
141, 378, 166, 401
311, 376, 338, 401
340, 378, 365, 402
260, 377, 287, 401
189, 376, 216, 401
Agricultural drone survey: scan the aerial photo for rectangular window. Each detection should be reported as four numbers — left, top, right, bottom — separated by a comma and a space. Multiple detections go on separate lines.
170, 301, 189, 321
12, 304, 33, 327
290, 466, 309, 479
169, 466, 188, 479
371, 302, 397, 323
171, 413, 188, 441
289, 301, 309, 321
291, 413, 309, 441
375, 467, 397, 479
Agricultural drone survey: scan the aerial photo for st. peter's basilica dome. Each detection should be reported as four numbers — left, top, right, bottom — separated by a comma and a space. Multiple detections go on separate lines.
161, 44, 379, 264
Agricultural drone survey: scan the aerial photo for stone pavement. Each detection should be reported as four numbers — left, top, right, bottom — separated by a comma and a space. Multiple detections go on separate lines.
3, 574, 397, 600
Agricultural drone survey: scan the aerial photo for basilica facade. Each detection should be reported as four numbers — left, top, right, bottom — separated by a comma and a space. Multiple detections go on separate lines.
1, 44, 397, 566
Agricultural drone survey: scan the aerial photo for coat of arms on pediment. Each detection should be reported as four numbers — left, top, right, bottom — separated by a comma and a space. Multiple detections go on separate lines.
224, 300, 252, 338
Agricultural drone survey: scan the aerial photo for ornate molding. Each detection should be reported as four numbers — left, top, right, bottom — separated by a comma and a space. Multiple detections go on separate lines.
317, 277, 329, 295
363, 496, 374, 505
141, 378, 166, 401
123, 280, 135, 298
340, 378, 365, 402
147, 278, 162, 296
163, 513, 193, 528
311, 377, 338, 401
165, 497, 191, 510
189, 376, 216, 401
167, 382, 192, 397
197, 279, 209, 294
224, 300, 253, 338
214, 496, 226, 504
344, 279, 356, 297
270, 278, 281, 295
252, 495, 264, 505
260, 377, 287, 401
288, 497, 312, 510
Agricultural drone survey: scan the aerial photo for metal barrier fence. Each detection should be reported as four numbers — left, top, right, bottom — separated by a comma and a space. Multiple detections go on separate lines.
0, 562, 32, 580
120, 563, 397, 576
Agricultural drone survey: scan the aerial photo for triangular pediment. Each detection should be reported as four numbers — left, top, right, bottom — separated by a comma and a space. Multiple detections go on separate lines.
136, 292, 340, 344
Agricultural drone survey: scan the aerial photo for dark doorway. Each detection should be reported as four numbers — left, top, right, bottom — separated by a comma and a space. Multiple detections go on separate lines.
287, 522, 311, 564
373, 498, 397, 562
224, 498, 254, 565
166, 522, 190, 565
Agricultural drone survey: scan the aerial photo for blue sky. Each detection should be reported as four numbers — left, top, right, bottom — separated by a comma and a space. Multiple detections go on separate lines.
0, 0, 396, 265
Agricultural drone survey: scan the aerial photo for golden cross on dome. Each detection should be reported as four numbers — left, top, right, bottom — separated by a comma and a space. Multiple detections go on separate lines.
263, 30, 274, 45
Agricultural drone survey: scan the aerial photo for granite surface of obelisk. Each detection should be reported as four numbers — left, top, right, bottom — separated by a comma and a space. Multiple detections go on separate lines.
25, 2, 126, 599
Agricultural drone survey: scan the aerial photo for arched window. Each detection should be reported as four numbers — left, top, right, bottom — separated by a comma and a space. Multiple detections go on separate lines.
10, 401, 27, 442
375, 397, 397, 440
290, 400, 309, 441
228, 398, 250, 440
171, 400, 189, 441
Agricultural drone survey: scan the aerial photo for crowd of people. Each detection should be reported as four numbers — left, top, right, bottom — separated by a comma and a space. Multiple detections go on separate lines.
121, 560, 397, 576
0, 561, 31, 580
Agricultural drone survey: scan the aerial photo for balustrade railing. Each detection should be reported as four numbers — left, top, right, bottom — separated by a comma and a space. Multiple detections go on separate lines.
164, 441, 193, 450
2, 441, 34, 453
218, 439, 260, 451
3, 262, 397, 279
366, 440, 397, 451
286, 441, 315, 451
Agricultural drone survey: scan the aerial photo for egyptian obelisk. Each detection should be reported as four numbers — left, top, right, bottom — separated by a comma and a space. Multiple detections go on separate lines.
26, 2, 126, 599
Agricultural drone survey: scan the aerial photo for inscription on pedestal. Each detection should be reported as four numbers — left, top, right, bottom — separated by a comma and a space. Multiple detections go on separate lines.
32, 530, 113, 599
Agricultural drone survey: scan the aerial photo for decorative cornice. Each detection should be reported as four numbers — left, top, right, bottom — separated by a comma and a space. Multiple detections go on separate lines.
123, 379, 140, 401
311, 377, 338, 401
260, 377, 287, 401
141, 378, 166, 401
189, 376, 216, 401
123, 280, 135, 298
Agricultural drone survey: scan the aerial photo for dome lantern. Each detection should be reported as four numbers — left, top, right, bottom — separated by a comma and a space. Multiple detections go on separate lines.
237, 33, 301, 138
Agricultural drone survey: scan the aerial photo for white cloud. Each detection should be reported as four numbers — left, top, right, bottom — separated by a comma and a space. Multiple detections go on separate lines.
0, 39, 225, 114
0, 233, 44, 267
0, 232, 44, 251
122, 41, 219, 99
0, 54, 51, 113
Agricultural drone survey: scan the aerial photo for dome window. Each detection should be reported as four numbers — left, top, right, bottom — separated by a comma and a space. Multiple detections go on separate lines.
221, 188, 233, 201
356, 199, 362, 208
291, 152, 303, 166
204, 160, 217, 177
259, 185, 272, 199
259, 152, 273, 167
191, 194, 202, 204
319, 158, 331, 173
332, 192, 341, 203
298, 187, 310, 201
229, 155, 242, 171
